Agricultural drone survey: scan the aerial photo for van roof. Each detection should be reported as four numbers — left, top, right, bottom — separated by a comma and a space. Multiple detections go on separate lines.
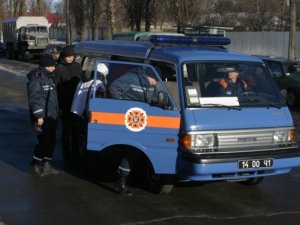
75, 40, 262, 64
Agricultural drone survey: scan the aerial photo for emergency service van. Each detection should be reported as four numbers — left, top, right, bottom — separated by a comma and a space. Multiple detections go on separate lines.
74, 35, 300, 193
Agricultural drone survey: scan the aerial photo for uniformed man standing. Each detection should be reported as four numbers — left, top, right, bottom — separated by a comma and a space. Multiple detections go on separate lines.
27, 54, 59, 177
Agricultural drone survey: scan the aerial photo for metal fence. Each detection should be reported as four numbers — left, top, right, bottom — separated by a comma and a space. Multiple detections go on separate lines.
227, 32, 300, 58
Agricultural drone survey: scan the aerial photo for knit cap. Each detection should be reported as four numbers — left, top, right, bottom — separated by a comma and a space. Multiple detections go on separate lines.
40, 54, 56, 67
61, 45, 75, 58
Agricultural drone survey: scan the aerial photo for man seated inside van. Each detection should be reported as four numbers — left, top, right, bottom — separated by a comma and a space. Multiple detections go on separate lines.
108, 66, 159, 104
219, 66, 249, 96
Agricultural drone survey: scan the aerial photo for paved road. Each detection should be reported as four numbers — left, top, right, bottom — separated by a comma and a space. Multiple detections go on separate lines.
1, 58, 300, 225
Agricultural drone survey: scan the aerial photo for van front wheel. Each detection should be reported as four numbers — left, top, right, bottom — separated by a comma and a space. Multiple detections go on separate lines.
239, 177, 264, 185
144, 161, 174, 194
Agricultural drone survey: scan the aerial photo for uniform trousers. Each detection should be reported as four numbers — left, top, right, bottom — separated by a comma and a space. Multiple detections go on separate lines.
33, 117, 57, 161
61, 111, 82, 162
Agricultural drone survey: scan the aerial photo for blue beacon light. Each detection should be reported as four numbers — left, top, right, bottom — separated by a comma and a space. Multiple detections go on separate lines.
148, 35, 231, 46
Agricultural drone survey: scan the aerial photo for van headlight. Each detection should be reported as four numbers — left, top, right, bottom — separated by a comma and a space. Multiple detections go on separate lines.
273, 130, 295, 144
180, 133, 217, 153
28, 40, 35, 46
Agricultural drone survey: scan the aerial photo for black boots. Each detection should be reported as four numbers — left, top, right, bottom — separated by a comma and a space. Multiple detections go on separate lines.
114, 176, 132, 196
29, 160, 59, 177
29, 160, 44, 177
43, 161, 60, 175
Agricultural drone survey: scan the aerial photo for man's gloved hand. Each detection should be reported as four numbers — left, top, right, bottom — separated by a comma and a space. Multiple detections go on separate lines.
33, 123, 43, 135
32, 118, 44, 135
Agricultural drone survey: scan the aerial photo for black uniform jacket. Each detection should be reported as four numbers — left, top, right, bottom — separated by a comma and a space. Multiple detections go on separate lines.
27, 67, 58, 124
55, 59, 82, 112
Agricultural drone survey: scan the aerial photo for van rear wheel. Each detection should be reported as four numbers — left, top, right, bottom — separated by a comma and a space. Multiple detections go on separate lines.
144, 161, 174, 194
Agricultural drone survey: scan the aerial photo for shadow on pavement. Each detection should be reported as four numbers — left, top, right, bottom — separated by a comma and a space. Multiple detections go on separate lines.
0, 106, 121, 194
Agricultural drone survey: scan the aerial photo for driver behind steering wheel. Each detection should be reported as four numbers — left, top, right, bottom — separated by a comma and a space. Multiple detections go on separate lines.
219, 66, 249, 96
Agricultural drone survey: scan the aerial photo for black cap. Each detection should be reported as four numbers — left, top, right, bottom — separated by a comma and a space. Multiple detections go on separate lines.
60, 45, 75, 58
227, 66, 238, 72
145, 67, 158, 80
40, 54, 56, 67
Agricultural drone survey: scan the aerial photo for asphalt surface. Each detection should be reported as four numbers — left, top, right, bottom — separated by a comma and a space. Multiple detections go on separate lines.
1, 58, 300, 225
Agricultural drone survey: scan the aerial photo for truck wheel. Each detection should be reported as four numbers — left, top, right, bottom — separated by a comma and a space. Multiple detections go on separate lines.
239, 177, 264, 185
144, 160, 174, 194
287, 89, 298, 108
19, 46, 26, 61
6, 45, 13, 59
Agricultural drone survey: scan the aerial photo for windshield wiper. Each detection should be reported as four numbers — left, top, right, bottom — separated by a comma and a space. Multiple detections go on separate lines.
200, 103, 242, 110
239, 96, 282, 109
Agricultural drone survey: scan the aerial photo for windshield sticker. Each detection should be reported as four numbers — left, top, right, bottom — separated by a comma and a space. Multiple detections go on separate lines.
187, 88, 200, 104
199, 97, 240, 106
125, 107, 147, 132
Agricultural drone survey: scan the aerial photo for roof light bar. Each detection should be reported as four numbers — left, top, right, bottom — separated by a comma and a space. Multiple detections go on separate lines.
148, 35, 231, 46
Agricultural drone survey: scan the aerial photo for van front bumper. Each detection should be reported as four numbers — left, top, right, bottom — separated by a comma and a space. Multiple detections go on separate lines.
177, 148, 300, 181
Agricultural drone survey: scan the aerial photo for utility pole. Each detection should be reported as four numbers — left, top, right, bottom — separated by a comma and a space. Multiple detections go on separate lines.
288, 0, 297, 59
65, 0, 71, 45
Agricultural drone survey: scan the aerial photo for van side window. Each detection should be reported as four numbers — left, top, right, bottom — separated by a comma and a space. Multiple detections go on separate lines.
152, 63, 180, 108
268, 62, 284, 77
107, 64, 159, 104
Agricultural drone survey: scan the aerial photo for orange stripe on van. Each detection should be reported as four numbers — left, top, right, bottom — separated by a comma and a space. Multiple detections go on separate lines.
91, 112, 180, 129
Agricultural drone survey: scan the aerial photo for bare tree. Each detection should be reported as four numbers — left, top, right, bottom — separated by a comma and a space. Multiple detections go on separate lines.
121, 0, 159, 32
163, 0, 200, 33
70, 0, 86, 41
104, 0, 113, 39
28, 0, 52, 16
86, 0, 102, 40
144, 0, 159, 31
273, 0, 290, 31
2, 0, 30, 17
109, 0, 127, 32
236, 0, 281, 31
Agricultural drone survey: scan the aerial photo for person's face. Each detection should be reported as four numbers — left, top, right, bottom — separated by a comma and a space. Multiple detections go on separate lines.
228, 71, 239, 82
45, 66, 55, 73
147, 76, 157, 86
64, 55, 74, 64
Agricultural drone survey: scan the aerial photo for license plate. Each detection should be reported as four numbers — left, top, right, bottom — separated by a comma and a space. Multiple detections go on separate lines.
238, 159, 273, 169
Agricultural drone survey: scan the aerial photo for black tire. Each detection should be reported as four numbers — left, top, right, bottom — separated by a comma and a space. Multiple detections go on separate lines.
239, 177, 264, 185
6, 45, 14, 59
19, 46, 29, 61
286, 89, 298, 108
143, 160, 174, 194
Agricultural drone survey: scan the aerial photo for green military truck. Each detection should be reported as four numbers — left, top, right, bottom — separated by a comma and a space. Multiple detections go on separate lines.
3, 16, 50, 60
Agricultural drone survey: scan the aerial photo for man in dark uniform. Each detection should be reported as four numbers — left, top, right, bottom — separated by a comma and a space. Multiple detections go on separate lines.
55, 45, 82, 165
109, 67, 158, 102
27, 54, 59, 177
109, 66, 159, 196
219, 66, 248, 96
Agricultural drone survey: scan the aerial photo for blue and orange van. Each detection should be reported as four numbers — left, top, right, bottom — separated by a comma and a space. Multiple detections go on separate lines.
74, 35, 300, 193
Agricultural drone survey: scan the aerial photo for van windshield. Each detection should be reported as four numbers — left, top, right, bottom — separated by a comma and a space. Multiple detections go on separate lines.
25, 26, 47, 33
182, 62, 285, 108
